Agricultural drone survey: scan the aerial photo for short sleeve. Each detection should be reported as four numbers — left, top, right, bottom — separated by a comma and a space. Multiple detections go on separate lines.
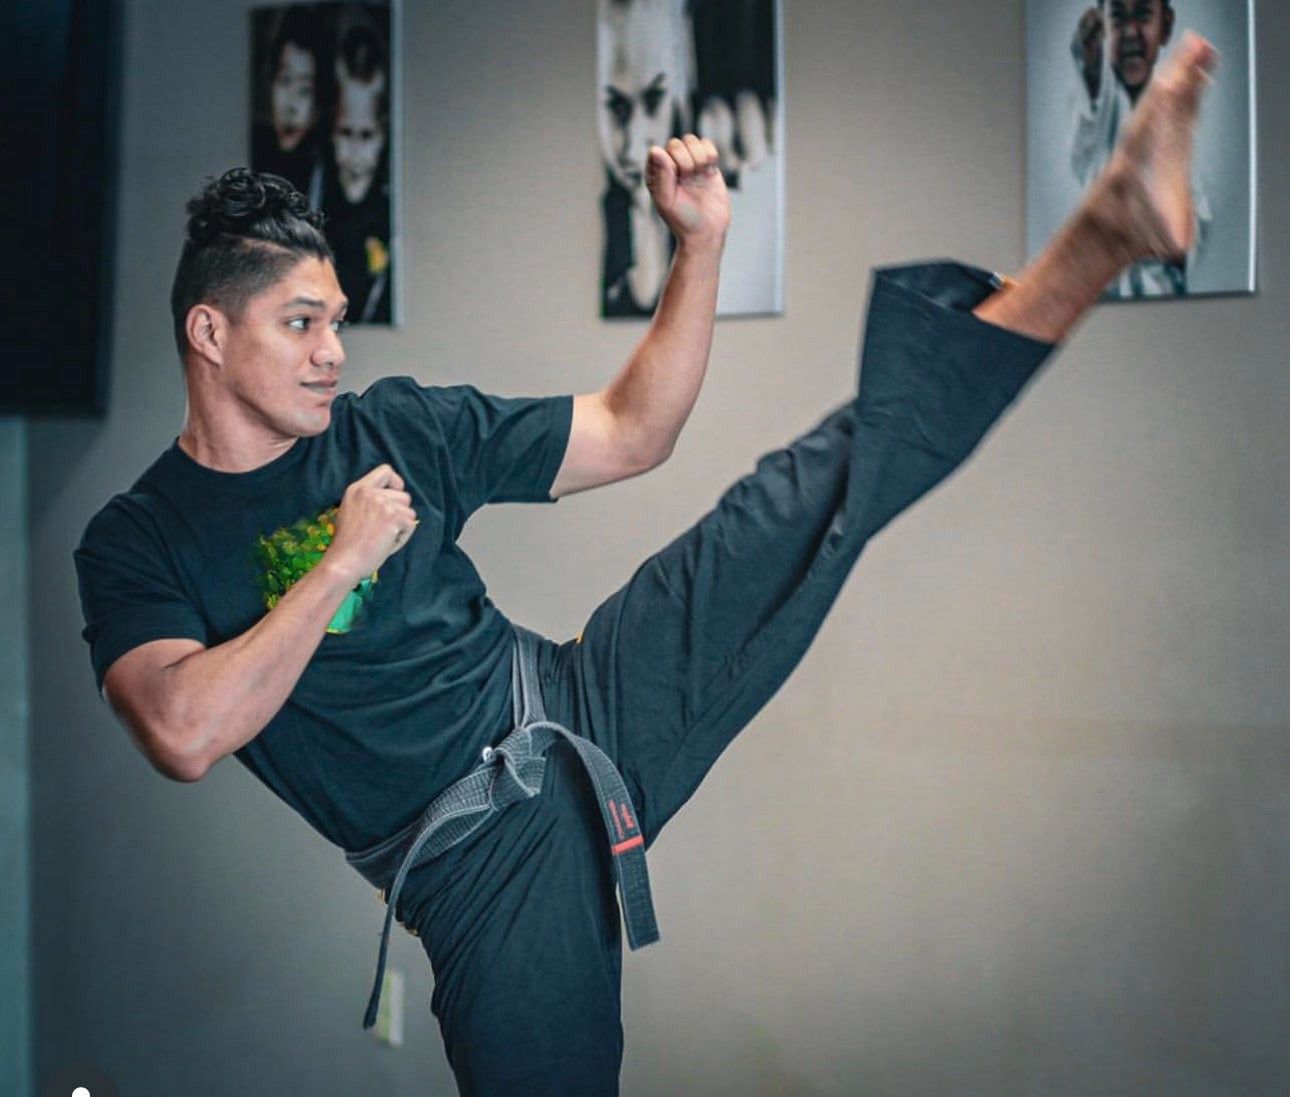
364, 377, 573, 519
74, 497, 210, 695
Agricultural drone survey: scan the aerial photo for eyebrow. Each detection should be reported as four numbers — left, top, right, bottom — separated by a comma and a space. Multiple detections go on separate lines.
604, 71, 667, 99
282, 295, 349, 313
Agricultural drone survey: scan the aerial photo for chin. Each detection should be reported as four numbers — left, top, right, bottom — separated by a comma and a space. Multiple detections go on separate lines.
340, 174, 374, 204
293, 407, 333, 437
1118, 62, 1149, 90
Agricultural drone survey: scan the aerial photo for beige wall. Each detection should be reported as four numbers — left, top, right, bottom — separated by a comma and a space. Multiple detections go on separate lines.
29, 1, 1290, 1094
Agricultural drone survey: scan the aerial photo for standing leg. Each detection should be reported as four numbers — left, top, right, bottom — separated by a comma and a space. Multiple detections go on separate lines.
402, 746, 626, 1097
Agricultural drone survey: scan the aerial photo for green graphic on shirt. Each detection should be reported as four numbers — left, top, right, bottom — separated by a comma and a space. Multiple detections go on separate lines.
253, 505, 378, 635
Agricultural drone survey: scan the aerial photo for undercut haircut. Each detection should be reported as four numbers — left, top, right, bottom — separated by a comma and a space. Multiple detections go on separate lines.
170, 168, 334, 358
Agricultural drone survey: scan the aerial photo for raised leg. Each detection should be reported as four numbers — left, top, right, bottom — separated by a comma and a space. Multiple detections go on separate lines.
570, 261, 1054, 844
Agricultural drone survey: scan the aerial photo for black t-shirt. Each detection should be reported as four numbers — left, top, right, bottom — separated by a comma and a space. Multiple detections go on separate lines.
74, 377, 573, 852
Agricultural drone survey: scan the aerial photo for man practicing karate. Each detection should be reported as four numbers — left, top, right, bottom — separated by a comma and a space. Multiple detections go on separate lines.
76, 33, 1217, 1097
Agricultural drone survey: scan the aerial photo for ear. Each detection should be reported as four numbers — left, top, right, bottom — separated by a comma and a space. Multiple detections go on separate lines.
186, 303, 227, 367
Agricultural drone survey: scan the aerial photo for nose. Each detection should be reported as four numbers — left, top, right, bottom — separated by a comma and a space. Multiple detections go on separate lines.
625, 116, 649, 172
314, 325, 346, 370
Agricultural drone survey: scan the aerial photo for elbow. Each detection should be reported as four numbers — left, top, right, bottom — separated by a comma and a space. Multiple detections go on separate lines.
147, 727, 208, 783
644, 441, 674, 472
147, 707, 210, 783
157, 748, 208, 784
103, 653, 213, 783
622, 442, 670, 482
630, 428, 674, 474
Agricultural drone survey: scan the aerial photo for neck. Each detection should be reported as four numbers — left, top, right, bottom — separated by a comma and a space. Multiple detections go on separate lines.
177, 381, 299, 474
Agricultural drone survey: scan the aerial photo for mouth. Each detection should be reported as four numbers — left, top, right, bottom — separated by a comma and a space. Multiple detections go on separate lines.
302, 380, 338, 397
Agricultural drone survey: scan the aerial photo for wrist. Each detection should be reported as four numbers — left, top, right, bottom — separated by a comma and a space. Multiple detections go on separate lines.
674, 230, 728, 261
313, 554, 364, 594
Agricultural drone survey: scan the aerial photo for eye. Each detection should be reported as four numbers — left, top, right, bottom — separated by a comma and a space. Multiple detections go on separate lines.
606, 92, 632, 127
330, 319, 349, 334
288, 316, 311, 331
642, 87, 665, 117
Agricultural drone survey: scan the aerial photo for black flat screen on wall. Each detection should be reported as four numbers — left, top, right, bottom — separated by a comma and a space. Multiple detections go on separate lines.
0, 0, 122, 416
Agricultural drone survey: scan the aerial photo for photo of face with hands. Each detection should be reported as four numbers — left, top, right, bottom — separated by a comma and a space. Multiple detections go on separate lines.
596, 0, 784, 318
1029, 0, 1257, 301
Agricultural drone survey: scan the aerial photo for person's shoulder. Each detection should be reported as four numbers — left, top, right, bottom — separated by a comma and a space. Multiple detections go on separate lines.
76, 493, 174, 589
78, 483, 172, 558
340, 375, 464, 444
350, 374, 477, 410
78, 445, 183, 547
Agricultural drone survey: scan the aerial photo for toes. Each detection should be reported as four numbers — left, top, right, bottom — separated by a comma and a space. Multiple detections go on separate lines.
1148, 32, 1217, 116
1181, 31, 1219, 75
1172, 32, 1219, 100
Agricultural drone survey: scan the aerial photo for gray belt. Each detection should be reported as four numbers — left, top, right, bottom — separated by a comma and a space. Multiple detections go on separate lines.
345, 624, 660, 1029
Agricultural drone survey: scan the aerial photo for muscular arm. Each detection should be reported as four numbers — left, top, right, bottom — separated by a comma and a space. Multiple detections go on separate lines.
605, 235, 724, 462
103, 464, 416, 781
106, 556, 357, 781
553, 237, 724, 496
551, 135, 730, 498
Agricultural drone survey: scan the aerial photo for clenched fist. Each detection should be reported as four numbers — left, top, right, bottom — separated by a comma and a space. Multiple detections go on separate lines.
327, 464, 418, 585
646, 134, 731, 248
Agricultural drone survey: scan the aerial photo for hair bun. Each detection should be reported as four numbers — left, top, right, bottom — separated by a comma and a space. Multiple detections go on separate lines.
185, 168, 323, 245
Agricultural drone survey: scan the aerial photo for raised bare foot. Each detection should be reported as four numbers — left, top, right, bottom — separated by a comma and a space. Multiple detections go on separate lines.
1090, 32, 1218, 265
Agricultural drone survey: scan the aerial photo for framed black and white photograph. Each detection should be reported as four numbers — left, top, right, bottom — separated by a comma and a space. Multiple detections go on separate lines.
1026, 0, 1257, 299
251, 1, 399, 324
597, 0, 784, 319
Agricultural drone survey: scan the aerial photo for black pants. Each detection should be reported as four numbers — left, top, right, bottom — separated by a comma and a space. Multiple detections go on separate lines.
399, 262, 1055, 1096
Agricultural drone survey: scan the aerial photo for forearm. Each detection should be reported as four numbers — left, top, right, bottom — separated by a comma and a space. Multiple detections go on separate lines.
159, 558, 357, 778
604, 235, 725, 462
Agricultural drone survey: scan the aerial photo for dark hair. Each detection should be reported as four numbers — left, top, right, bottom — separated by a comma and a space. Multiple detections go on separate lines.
335, 23, 389, 124
170, 168, 334, 358
268, 8, 323, 80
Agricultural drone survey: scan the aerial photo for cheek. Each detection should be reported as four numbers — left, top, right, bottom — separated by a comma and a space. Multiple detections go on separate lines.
646, 114, 669, 145
598, 112, 618, 151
